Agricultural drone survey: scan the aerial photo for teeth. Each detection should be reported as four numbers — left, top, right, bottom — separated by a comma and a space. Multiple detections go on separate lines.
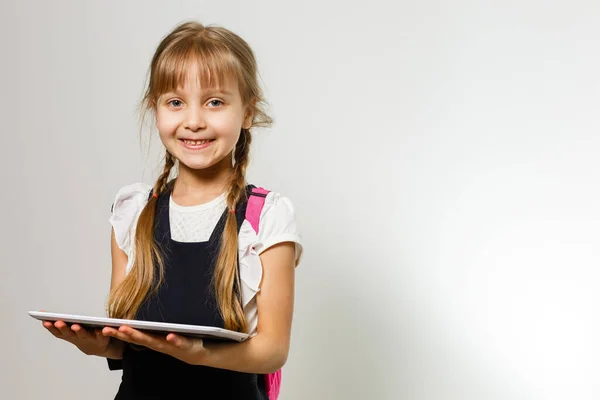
183, 139, 211, 145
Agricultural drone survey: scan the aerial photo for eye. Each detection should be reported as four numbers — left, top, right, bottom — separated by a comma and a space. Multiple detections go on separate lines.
167, 99, 183, 108
207, 99, 224, 107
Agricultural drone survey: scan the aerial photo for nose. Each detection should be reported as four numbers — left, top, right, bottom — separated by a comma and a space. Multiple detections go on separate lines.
183, 105, 206, 132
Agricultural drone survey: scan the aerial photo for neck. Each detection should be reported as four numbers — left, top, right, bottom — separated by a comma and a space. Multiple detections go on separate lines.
173, 153, 237, 200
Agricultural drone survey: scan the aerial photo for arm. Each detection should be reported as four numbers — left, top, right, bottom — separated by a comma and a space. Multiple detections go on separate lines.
104, 227, 128, 359
199, 241, 296, 374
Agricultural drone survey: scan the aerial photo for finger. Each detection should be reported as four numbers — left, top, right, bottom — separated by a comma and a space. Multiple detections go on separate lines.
102, 326, 143, 346
102, 327, 119, 337
166, 333, 193, 350
104, 330, 131, 344
92, 328, 110, 343
71, 324, 92, 340
42, 321, 62, 338
108, 331, 156, 351
117, 326, 169, 351
54, 321, 76, 339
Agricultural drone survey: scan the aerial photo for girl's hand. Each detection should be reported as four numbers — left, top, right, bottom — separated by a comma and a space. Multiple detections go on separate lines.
103, 325, 207, 365
42, 320, 114, 357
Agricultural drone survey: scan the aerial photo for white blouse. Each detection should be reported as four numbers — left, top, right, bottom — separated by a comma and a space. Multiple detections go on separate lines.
109, 182, 303, 336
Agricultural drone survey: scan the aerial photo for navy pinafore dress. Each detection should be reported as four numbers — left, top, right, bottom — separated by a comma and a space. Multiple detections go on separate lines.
110, 184, 268, 399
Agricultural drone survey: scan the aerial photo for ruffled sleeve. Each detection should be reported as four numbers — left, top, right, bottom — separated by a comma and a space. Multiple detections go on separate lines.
237, 192, 303, 293
237, 191, 303, 334
108, 182, 152, 274
254, 192, 303, 265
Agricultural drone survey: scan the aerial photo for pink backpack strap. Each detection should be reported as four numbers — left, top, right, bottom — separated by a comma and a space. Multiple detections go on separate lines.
245, 186, 282, 400
246, 186, 269, 234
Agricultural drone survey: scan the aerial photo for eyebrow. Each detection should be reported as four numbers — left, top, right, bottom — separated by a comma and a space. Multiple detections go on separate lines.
163, 89, 234, 97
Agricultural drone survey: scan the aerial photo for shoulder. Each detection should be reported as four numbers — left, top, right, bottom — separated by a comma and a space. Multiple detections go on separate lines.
260, 191, 299, 232
250, 187, 303, 265
109, 182, 152, 254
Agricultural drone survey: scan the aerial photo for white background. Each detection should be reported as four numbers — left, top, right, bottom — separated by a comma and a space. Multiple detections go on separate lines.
1, 1, 599, 399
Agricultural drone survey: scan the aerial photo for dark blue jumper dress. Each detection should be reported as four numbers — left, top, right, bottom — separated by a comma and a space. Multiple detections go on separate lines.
109, 184, 268, 399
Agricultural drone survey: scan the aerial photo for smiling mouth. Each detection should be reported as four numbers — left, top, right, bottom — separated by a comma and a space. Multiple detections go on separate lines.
179, 138, 215, 150
180, 139, 215, 145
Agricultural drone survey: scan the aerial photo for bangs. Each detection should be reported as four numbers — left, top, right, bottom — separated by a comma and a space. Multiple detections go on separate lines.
149, 38, 240, 98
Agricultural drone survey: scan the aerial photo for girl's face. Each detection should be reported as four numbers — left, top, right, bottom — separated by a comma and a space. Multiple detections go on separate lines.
154, 66, 253, 172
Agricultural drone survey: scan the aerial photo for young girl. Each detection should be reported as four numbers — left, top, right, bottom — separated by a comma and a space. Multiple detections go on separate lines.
41, 21, 303, 399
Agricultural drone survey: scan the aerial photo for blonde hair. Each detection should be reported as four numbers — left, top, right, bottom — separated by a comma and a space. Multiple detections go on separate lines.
107, 21, 272, 332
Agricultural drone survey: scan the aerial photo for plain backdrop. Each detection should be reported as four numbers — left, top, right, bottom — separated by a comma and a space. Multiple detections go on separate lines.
1, 1, 600, 399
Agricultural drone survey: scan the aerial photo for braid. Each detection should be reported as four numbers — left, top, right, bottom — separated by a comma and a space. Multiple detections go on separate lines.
214, 128, 253, 331
227, 129, 252, 208
107, 150, 175, 320
153, 151, 175, 196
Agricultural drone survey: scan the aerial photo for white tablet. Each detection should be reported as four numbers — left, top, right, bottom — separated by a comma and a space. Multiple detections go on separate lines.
29, 311, 250, 342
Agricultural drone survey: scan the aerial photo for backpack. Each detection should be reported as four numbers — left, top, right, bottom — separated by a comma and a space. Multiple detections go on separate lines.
245, 186, 282, 400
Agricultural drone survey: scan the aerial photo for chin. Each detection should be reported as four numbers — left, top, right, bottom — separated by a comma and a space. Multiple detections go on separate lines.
178, 153, 233, 171
179, 159, 218, 170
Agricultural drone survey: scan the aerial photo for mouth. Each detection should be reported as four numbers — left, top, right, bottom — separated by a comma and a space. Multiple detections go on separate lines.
179, 138, 215, 150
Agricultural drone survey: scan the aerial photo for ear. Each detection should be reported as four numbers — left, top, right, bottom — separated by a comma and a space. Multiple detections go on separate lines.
242, 100, 256, 129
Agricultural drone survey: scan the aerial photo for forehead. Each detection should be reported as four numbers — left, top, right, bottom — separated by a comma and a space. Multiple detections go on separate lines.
177, 63, 238, 93
154, 54, 240, 97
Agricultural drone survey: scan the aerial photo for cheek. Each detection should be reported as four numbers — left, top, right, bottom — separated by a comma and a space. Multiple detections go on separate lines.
212, 112, 244, 137
156, 116, 178, 137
